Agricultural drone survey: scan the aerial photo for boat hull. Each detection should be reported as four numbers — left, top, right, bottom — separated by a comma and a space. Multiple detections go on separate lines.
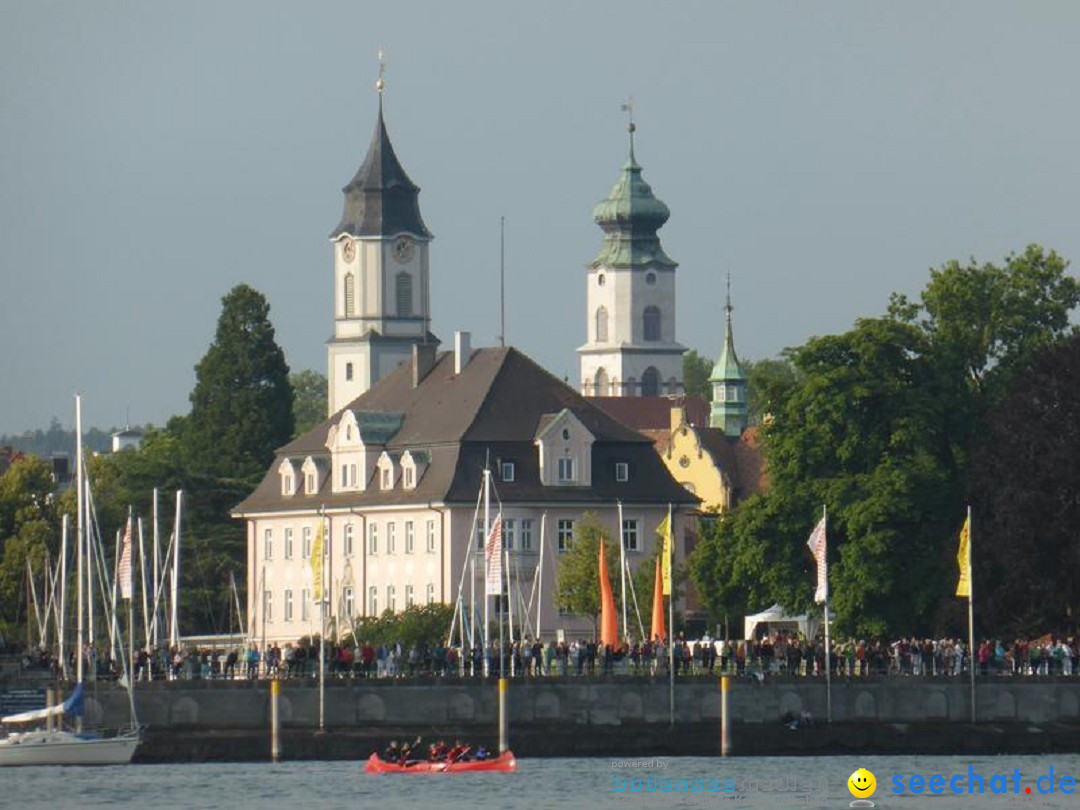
0, 730, 139, 767
365, 750, 516, 773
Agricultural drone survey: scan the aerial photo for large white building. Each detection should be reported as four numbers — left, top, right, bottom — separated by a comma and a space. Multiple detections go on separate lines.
234, 90, 698, 646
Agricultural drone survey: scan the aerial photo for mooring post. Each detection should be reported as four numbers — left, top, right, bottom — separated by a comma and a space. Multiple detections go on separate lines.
271, 678, 281, 762
720, 675, 732, 757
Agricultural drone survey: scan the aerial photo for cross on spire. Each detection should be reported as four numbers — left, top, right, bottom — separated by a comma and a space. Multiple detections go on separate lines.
620, 96, 636, 160
376, 49, 386, 95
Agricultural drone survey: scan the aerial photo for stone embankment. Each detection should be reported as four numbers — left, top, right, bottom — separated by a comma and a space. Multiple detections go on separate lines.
9, 675, 1080, 761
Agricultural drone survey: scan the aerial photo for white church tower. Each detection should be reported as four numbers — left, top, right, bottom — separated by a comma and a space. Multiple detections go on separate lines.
327, 65, 436, 415
578, 118, 685, 397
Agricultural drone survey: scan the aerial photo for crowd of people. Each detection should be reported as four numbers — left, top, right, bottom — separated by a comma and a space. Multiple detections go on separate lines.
6, 632, 1079, 682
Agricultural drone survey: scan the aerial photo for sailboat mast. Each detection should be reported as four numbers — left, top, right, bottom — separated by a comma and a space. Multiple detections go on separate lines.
75, 395, 85, 730
483, 468, 491, 670
152, 488, 160, 650
170, 490, 181, 649
59, 513, 69, 680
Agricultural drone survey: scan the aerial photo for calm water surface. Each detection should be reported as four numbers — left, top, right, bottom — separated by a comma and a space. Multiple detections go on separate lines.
6, 755, 1080, 810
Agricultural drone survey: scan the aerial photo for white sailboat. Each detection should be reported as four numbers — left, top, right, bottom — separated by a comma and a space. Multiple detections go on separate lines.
0, 395, 141, 766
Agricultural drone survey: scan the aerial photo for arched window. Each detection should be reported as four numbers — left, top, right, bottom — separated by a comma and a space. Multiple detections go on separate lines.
595, 306, 609, 342
641, 367, 660, 397
643, 306, 661, 341
396, 272, 413, 317
344, 273, 355, 317
594, 368, 609, 396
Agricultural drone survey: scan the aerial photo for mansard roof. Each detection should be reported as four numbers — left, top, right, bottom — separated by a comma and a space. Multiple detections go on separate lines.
235, 346, 698, 514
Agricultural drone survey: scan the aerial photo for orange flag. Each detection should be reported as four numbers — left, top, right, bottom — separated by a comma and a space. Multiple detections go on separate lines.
599, 539, 618, 648
650, 557, 666, 642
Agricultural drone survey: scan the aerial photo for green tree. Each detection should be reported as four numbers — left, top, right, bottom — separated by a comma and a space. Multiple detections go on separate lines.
682, 350, 713, 400
555, 514, 619, 632
966, 334, 1080, 635
744, 357, 799, 426
184, 284, 294, 481
291, 370, 328, 437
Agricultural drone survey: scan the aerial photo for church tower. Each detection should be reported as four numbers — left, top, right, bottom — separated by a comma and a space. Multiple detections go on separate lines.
709, 281, 748, 437
578, 118, 685, 397
327, 64, 436, 415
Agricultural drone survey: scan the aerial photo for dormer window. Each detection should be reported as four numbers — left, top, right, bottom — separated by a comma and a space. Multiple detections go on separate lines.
400, 450, 428, 491
615, 462, 629, 482
301, 457, 321, 495
278, 459, 298, 497
404, 467, 414, 488
381, 468, 392, 490
558, 457, 575, 483
377, 451, 398, 491
501, 461, 515, 482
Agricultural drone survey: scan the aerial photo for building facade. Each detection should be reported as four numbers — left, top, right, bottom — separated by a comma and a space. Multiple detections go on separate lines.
234, 344, 698, 646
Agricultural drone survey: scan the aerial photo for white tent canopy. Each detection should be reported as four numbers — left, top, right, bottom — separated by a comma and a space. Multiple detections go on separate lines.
743, 603, 819, 641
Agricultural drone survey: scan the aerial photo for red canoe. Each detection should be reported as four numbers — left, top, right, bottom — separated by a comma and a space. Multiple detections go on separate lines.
364, 750, 517, 773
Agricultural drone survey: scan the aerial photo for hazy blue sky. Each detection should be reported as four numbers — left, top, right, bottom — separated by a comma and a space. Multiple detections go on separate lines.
2, 1, 1078, 435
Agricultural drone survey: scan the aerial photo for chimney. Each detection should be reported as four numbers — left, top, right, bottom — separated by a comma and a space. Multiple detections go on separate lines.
454, 331, 472, 375
412, 344, 437, 388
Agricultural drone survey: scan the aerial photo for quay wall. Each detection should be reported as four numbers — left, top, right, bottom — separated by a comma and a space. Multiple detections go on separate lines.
12, 677, 1080, 760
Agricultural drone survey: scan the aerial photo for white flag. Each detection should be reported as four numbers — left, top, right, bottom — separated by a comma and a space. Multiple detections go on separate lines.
118, 517, 133, 601
484, 514, 503, 597
806, 516, 827, 604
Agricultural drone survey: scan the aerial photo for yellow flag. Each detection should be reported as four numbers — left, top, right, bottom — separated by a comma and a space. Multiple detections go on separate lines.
955, 514, 971, 598
656, 513, 672, 596
312, 518, 325, 601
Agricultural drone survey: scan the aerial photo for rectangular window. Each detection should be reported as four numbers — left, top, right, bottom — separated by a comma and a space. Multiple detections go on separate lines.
285, 528, 294, 560
426, 519, 436, 553
426, 583, 435, 604
263, 590, 273, 623
301, 588, 310, 622
405, 521, 414, 554
343, 586, 354, 619
387, 522, 396, 554
520, 518, 533, 551
368, 523, 378, 555
263, 528, 273, 560
501, 461, 515, 482
341, 465, 348, 488
404, 467, 414, 488
405, 584, 414, 608
615, 462, 629, 482
503, 518, 516, 551
557, 518, 574, 552
381, 467, 392, 489
306, 473, 316, 493
349, 464, 357, 487
284, 589, 293, 622
368, 586, 378, 616
302, 526, 312, 559
558, 457, 575, 482
344, 523, 355, 557
387, 585, 396, 612
622, 518, 639, 552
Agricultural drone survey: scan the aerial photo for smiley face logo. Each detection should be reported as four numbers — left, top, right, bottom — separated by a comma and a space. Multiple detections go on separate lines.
848, 768, 877, 798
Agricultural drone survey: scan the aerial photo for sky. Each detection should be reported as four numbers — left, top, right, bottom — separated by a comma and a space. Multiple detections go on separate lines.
2, 1, 1079, 435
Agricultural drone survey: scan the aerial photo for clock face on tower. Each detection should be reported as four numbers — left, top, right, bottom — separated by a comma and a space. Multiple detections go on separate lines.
392, 237, 415, 264
342, 239, 356, 262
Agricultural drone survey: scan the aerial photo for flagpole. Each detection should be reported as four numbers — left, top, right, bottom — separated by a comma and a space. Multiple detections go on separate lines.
823, 505, 831, 725
967, 505, 975, 724
318, 506, 326, 734
617, 500, 627, 642
667, 504, 675, 730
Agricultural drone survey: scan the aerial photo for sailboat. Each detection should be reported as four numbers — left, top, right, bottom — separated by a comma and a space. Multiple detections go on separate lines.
0, 395, 141, 766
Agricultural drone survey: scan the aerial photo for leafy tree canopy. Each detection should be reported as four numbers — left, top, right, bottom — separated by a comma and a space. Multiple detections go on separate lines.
291, 370, 328, 437
184, 284, 294, 481
556, 514, 619, 631
967, 334, 1080, 636
682, 350, 713, 401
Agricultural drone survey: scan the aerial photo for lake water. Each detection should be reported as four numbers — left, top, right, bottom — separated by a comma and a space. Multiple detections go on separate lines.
6, 754, 1080, 810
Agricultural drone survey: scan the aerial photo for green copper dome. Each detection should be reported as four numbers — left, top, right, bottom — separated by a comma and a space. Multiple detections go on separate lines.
590, 148, 676, 269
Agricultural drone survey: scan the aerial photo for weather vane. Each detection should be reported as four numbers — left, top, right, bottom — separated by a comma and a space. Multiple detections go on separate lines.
620, 96, 636, 157
726, 273, 733, 317
376, 49, 386, 95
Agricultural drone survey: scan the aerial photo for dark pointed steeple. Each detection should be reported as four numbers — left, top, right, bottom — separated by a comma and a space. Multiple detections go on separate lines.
331, 97, 431, 239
